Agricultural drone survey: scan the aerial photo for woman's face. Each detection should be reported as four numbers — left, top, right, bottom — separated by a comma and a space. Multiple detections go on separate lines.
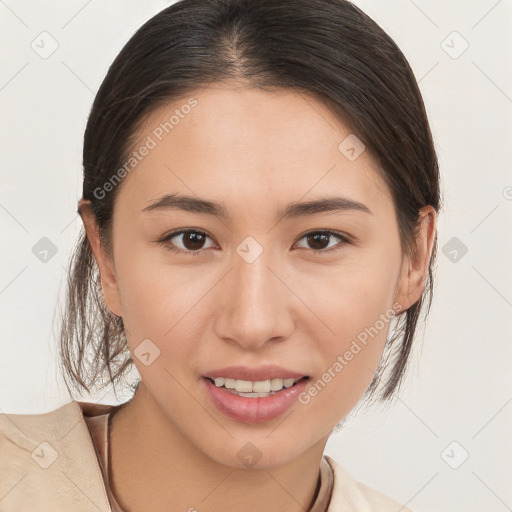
85, 83, 431, 468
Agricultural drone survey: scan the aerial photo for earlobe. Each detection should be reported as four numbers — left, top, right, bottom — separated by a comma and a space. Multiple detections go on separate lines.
394, 206, 437, 312
77, 198, 123, 317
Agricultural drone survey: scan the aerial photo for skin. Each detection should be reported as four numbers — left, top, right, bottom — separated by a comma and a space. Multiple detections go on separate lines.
79, 82, 436, 512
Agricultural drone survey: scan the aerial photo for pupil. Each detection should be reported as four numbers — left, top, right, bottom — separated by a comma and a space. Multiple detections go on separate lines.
184, 232, 205, 250
307, 232, 329, 250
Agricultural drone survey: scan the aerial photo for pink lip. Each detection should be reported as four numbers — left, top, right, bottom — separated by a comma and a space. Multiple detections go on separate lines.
202, 376, 310, 424
205, 365, 308, 381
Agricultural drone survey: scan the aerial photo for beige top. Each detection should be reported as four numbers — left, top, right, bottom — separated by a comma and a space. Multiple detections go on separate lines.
0, 400, 414, 511
83, 406, 334, 511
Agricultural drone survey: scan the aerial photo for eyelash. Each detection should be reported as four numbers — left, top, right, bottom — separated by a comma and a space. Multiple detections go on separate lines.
158, 229, 351, 256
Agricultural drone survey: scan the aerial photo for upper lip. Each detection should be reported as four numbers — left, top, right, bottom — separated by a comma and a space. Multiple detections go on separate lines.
205, 365, 308, 381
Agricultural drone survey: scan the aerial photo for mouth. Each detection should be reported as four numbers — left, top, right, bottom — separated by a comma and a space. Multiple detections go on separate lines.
201, 370, 311, 424
204, 376, 310, 398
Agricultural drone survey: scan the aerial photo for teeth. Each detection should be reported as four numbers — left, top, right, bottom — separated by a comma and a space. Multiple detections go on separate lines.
235, 379, 253, 393
283, 378, 296, 388
252, 380, 271, 393
238, 391, 272, 398
270, 378, 283, 391
211, 377, 301, 393
224, 378, 236, 389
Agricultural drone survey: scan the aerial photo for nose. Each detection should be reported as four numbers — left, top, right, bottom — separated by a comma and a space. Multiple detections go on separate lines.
213, 246, 295, 350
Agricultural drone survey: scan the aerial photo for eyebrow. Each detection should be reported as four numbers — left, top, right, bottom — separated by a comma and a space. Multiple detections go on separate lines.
142, 193, 372, 220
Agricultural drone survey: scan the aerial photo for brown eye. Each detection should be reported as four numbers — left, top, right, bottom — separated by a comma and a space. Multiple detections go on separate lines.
295, 231, 349, 253
306, 232, 330, 250
180, 231, 207, 250
160, 229, 215, 254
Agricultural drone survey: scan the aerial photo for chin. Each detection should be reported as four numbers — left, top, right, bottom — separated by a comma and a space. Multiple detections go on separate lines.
194, 429, 317, 470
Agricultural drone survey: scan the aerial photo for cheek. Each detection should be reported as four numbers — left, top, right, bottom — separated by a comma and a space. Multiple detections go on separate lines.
112, 238, 200, 357
115, 266, 206, 407
298, 248, 401, 413
306, 244, 400, 336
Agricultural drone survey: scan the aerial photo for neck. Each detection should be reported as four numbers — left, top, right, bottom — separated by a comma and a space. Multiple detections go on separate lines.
109, 381, 328, 512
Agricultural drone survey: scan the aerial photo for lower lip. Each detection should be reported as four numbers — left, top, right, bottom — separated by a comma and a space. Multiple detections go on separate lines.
202, 377, 310, 424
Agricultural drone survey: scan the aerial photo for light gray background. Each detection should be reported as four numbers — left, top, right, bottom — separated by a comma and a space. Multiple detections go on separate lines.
1, 1, 511, 511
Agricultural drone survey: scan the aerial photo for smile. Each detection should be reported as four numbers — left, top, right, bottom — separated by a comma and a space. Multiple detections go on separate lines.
205, 376, 307, 397
202, 374, 311, 423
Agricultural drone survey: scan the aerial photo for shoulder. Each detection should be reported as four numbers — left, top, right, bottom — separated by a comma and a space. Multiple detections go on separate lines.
0, 401, 112, 511
325, 455, 414, 512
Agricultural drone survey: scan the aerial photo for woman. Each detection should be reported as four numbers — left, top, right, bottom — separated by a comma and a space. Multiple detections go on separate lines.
0, 0, 439, 510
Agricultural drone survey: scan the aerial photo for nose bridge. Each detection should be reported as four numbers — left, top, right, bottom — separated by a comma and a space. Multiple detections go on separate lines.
215, 239, 294, 348
235, 248, 273, 310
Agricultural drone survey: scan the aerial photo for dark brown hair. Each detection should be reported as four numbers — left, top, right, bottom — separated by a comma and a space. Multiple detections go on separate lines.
59, 0, 440, 404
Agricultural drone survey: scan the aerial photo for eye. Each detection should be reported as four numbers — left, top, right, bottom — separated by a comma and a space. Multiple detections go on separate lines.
294, 230, 350, 253
158, 229, 350, 256
159, 229, 216, 255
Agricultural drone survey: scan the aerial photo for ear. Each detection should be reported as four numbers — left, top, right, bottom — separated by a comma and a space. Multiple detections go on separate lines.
77, 198, 123, 317
394, 206, 437, 312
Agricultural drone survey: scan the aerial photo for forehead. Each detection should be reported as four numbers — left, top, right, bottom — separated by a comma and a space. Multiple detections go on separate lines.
117, 84, 392, 217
